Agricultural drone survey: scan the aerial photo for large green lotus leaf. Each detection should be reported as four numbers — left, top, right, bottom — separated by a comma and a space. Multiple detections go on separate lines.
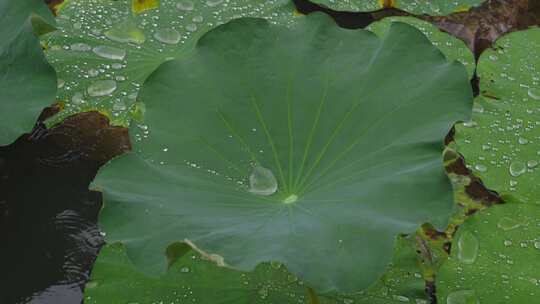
44, 0, 298, 127
367, 16, 475, 79
93, 14, 473, 292
454, 28, 540, 204
86, 236, 428, 303
309, 0, 486, 16
437, 203, 540, 303
0, 0, 57, 145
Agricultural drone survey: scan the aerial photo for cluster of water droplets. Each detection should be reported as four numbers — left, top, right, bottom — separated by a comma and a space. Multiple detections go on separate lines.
314, 0, 483, 15
457, 29, 540, 203
45, 0, 297, 126
440, 205, 540, 303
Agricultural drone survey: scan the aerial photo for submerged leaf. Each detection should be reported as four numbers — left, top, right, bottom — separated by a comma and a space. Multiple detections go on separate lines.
93, 14, 472, 292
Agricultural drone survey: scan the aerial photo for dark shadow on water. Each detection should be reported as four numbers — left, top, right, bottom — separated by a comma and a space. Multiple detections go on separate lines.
0, 111, 130, 304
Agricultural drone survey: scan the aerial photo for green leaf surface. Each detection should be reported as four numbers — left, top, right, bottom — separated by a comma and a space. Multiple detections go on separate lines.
86, 236, 428, 304
309, 0, 486, 16
93, 14, 472, 292
367, 16, 475, 79
454, 28, 540, 204
0, 0, 57, 145
437, 203, 540, 303
43, 0, 297, 127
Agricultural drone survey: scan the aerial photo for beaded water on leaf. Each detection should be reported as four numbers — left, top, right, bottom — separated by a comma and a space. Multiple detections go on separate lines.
248, 166, 277, 196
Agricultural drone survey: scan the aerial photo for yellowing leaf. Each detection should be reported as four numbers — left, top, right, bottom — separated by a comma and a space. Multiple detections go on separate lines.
131, 0, 159, 14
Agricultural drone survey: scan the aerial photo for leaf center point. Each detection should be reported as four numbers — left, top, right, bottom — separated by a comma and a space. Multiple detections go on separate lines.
283, 194, 298, 204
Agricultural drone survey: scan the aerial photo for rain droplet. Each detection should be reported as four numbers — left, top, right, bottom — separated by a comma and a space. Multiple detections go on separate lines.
71, 92, 85, 104
509, 161, 526, 177
185, 23, 197, 32
93, 45, 126, 61
180, 266, 190, 273
87, 80, 117, 97
192, 15, 204, 23
474, 164, 487, 172
457, 231, 478, 264
206, 0, 223, 7
249, 166, 277, 196
105, 19, 146, 44
177, 0, 194, 10
527, 160, 538, 168
154, 28, 181, 45
534, 241, 540, 249
446, 290, 479, 304
528, 88, 540, 100
497, 217, 521, 231
70, 42, 92, 52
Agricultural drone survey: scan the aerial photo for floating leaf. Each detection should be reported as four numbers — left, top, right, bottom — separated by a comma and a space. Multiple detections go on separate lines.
454, 28, 540, 204
43, 0, 298, 127
437, 203, 540, 303
132, 0, 160, 14
368, 16, 475, 79
0, 0, 57, 145
86, 236, 428, 303
310, 0, 486, 15
93, 14, 472, 292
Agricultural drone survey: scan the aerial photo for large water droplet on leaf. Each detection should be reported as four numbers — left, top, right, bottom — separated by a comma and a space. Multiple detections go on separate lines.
177, 0, 194, 10
249, 166, 277, 196
93, 45, 126, 60
528, 88, 540, 100
105, 19, 146, 44
509, 161, 526, 177
446, 290, 479, 304
87, 80, 117, 97
206, 0, 223, 7
457, 231, 478, 264
154, 28, 181, 45
497, 217, 521, 231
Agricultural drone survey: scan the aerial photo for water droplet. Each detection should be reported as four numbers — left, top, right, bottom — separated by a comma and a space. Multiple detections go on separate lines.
154, 28, 181, 45
462, 121, 477, 128
527, 160, 538, 168
518, 137, 529, 145
70, 42, 92, 52
474, 164, 487, 172
177, 0, 194, 10
192, 15, 204, 23
528, 88, 540, 100
185, 23, 197, 32
509, 161, 526, 177
497, 217, 521, 231
446, 290, 479, 304
88, 69, 99, 77
180, 266, 190, 273
57, 79, 65, 89
534, 241, 540, 249
105, 19, 146, 44
87, 80, 117, 97
504, 240, 512, 247
457, 231, 478, 264
71, 92, 85, 104
248, 166, 277, 196
93, 45, 126, 60
206, 0, 223, 7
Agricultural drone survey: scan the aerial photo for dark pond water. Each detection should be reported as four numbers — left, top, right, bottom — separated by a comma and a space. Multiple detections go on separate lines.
0, 112, 129, 304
